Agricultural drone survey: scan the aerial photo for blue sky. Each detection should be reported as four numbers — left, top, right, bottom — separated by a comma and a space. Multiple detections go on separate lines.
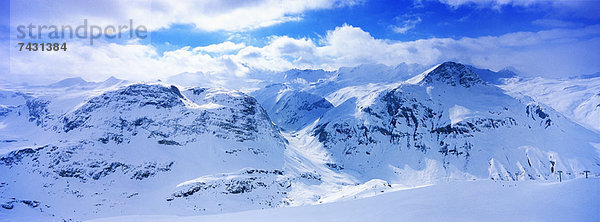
150, 0, 589, 48
2, 0, 600, 83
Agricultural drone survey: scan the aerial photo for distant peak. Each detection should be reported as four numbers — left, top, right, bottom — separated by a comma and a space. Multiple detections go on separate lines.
48, 77, 90, 87
421, 62, 484, 87
101, 76, 126, 85
499, 66, 520, 75
57, 77, 86, 83
104, 76, 119, 81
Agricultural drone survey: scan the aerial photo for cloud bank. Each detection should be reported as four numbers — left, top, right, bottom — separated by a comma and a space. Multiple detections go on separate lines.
6, 24, 600, 83
10, 0, 362, 32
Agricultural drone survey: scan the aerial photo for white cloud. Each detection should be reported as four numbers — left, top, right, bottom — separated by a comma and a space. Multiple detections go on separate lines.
6, 24, 600, 84
391, 17, 422, 34
9, 0, 362, 32
193, 42, 247, 54
7, 40, 239, 83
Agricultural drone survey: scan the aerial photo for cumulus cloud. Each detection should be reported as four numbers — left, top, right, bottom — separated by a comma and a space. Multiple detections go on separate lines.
6, 24, 600, 84
9, 0, 362, 32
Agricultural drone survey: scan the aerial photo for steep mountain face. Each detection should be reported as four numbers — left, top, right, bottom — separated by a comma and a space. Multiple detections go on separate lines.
59, 84, 285, 145
0, 84, 293, 220
252, 84, 333, 132
309, 62, 600, 183
419, 62, 484, 87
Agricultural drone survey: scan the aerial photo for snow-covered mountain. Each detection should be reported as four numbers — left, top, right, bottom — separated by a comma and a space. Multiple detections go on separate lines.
500, 76, 600, 132
0, 83, 295, 220
305, 62, 599, 184
1, 62, 599, 221
252, 84, 333, 131
467, 65, 518, 85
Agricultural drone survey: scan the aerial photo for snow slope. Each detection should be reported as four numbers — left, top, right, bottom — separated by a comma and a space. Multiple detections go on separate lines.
87, 179, 600, 222
500, 76, 600, 132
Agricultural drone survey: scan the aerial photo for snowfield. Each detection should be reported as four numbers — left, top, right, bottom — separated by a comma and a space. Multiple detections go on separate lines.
87, 179, 600, 222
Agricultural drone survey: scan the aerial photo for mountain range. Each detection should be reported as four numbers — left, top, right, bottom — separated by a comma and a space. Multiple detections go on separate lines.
0, 62, 598, 221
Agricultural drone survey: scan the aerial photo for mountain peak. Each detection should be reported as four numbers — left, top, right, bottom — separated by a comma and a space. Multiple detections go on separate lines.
421, 62, 484, 87
103, 76, 120, 82
48, 77, 90, 87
